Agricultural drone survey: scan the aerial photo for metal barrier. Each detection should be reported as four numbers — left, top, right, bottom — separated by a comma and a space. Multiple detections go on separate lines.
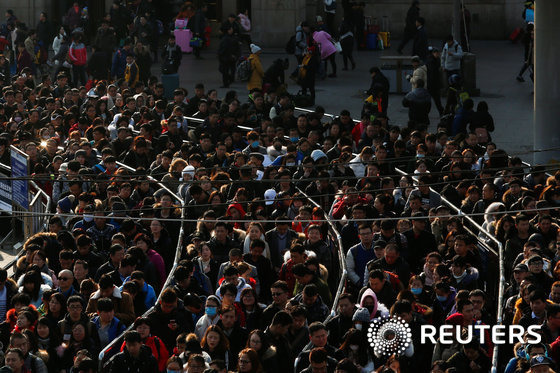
98, 197, 186, 370
0, 162, 52, 275
293, 187, 346, 371
393, 165, 505, 371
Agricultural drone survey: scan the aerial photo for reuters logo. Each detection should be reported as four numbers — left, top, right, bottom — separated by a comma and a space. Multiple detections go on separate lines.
367, 316, 412, 356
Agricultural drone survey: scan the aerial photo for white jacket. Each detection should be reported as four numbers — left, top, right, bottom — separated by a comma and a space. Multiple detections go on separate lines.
441, 41, 463, 71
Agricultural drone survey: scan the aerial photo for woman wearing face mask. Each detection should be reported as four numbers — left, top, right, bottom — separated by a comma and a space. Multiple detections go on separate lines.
195, 295, 222, 340
408, 275, 432, 306
337, 328, 374, 373
431, 281, 457, 327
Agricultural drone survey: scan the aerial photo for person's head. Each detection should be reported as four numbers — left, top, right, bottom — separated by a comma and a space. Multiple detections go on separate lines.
67, 295, 84, 320
124, 330, 142, 357
368, 269, 386, 293
358, 224, 373, 246
5, 348, 25, 372
96, 297, 114, 323
530, 290, 548, 316
309, 322, 328, 347
159, 288, 178, 314
309, 347, 328, 373
384, 244, 400, 265
219, 305, 236, 329
237, 348, 261, 373
9, 333, 29, 355
337, 293, 355, 317
186, 354, 206, 373
202, 325, 229, 352
271, 280, 289, 306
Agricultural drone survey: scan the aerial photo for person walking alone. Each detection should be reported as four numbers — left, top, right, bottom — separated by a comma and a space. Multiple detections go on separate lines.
426, 47, 444, 115
312, 28, 337, 78
247, 44, 264, 92
516, 23, 534, 82
218, 26, 238, 88
338, 19, 355, 71
397, 0, 420, 54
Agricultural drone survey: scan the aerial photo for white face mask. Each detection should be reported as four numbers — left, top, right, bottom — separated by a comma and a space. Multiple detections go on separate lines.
453, 269, 467, 281
83, 214, 94, 222
349, 345, 359, 352
355, 323, 363, 330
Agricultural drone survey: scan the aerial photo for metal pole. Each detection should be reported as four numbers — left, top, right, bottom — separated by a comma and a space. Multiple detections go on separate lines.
452, 0, 461, 42
534, 0, 560, 164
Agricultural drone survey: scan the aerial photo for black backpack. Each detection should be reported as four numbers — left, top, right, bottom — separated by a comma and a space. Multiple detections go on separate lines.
285, 34, 296, 54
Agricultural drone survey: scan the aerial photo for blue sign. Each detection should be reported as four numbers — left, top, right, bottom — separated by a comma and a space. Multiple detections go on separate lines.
10, 146, 29, 210
0, 174, 10, 212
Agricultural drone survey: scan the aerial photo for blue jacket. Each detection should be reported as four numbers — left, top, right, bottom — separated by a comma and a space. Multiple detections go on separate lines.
92, 316, 126, 344
120, 278, 157, 310
111, 48, 130, 79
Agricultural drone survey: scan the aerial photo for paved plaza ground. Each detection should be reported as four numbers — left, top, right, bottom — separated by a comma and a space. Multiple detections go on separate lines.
175, 37, 534, 162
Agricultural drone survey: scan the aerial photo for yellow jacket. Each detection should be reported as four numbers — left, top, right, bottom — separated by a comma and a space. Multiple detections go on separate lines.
247, 54, 264, 91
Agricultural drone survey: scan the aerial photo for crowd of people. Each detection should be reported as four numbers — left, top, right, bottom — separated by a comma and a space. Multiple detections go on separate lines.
0, 1, 555, 373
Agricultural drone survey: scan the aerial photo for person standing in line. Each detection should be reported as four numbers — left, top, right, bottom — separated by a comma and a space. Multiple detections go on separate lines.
413, 17, 428, 62
426, 47, 444, 116
397, 0, 420, 54
324, 0, 337, 36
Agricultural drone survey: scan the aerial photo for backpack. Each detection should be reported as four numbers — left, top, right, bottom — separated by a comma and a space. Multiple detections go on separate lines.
236, 57, 252, 81
325, 0, 337, 11
285, 34, 296, 54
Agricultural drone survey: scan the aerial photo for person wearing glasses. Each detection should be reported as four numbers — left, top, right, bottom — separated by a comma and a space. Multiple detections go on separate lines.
236, 348, 262, 373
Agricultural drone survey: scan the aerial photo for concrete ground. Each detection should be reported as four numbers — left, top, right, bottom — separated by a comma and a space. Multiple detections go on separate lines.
174, 37, 534, 161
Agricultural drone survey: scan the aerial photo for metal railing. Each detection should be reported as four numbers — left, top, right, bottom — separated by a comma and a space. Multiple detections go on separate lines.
98, 199, 186, 370
0, 161, 52, 275
293, 187, 346, 371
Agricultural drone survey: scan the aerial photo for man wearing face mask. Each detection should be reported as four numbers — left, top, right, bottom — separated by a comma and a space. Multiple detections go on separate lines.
242, 131, 267, 156
72, 204, 96, 231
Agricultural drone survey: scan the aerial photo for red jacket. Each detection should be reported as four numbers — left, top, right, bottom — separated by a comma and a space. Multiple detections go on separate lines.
331, 196, 369, 220
120, 335, 169, 371
69, 42, 87, 66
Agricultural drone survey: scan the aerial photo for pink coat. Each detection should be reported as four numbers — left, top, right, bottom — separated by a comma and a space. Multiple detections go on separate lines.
313, 31, 336, 60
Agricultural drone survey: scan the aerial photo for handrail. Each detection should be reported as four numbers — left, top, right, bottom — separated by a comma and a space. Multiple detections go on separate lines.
294, 187, 346, 371
98, 197, 186, 370
393, 167, 504, 371
294, 106, 361, 124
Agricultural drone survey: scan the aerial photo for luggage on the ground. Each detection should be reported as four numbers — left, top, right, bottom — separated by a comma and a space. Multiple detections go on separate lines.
378, 32, 390, 48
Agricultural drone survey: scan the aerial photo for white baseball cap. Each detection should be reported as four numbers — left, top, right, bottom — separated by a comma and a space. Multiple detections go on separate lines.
264, 189, 277, 205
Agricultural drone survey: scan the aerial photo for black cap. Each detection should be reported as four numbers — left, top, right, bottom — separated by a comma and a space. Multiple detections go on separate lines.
513, 263, 528, 273
530, 355, 552, 367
